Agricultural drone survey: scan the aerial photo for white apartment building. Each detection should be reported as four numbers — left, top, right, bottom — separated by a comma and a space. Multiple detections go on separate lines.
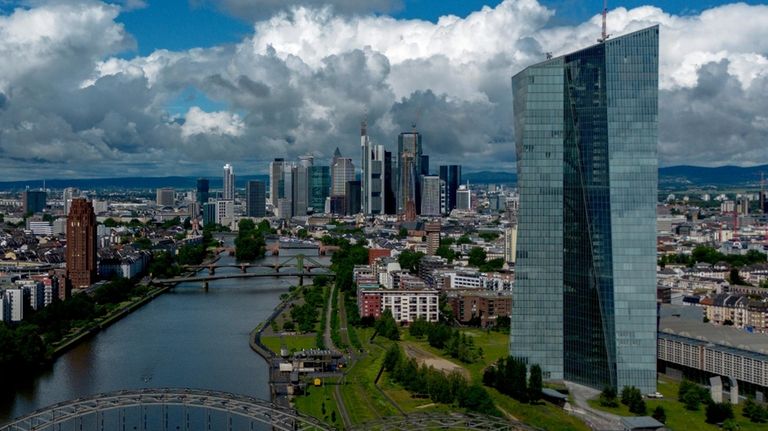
380, 289, 439, 323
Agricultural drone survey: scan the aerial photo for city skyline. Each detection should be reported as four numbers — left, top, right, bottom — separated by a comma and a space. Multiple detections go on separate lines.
0, 0, 766, 181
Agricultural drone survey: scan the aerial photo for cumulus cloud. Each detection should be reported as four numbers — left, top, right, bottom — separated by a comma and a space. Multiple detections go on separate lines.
196, 0, 403, 20
181, 107, 245, 139
0, 0, 766, 180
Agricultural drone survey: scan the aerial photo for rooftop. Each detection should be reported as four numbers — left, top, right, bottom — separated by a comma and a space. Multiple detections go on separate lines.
659, 304, 768, 356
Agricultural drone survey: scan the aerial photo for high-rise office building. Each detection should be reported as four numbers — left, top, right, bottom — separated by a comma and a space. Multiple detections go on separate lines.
246, 180, 266, 217
196, 178, 210, 206
331, 158, 355, 215
456, 185, 471, 211
156, 188, 174, 207
222, 163, 235, 201
63, 187, 78, 215
292, 156, 313, 216
23, 190, 47, 214
308, 166, 330, 214
66, 199, 97, 289
399, 152, 417, 221
269, 158, 286, 205
510, 26, 659, 394
384, 151, 397, 214
421, 176, 445, 216
202, 202, 216, 226
504, 227, 517, 264
361, 121, 385, 215
398, 129, 423, 213
420, 155, 430, 177
425, 222, 441, 256
345, 180, 361, 215
439, 165, 462, 212
215, 200, 234, 227
278, 163, 294, 219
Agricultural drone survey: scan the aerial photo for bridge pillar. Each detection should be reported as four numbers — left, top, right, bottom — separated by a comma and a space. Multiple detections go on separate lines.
298, 274, 304, 286
208, 266, 215, 276
203, 281, 209, 292
240, 265, 247, 273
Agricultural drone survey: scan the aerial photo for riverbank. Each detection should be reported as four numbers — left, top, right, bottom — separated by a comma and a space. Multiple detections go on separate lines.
50, 250, 222, 360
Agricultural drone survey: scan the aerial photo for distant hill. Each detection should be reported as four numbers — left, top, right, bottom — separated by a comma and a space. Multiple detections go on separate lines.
0, 175, 269, 191
0, 164, 764, 191
658, 165, 767, 190
462, 171, 517, 185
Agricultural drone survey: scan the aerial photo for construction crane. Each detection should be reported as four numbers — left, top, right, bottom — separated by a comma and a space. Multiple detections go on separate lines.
598, 0, 610, 43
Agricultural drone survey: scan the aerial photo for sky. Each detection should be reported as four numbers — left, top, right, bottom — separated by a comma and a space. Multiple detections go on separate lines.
0, 0, 766, 180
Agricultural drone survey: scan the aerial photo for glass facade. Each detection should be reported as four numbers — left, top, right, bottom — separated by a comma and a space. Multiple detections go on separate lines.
511, 26, 658, 394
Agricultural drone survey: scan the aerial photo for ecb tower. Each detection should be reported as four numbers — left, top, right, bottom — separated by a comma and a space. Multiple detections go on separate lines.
510, 26, 659, 394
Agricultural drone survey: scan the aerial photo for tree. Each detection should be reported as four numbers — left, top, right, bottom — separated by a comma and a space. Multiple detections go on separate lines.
467, 247, 487, 267
706, 402, 734, 424
456, 235, 472, 245
652, 405, 666, 424
458, 384, 498, 416
528, 364, 543, 402
599, 386, 619, 408
375, 309, 400, 341
103, 218, 119, 228
435, 245, 457, 263
383, 344, 402, 371
398, 227, 408, 238
238, 218, 256, 233
398, 250, 425, 274
683, 390, 702, 411
743, 398, 768, 423
729, 268, 747, 285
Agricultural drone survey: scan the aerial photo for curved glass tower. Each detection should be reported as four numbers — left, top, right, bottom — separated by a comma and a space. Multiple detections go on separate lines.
510, 26, 659, 394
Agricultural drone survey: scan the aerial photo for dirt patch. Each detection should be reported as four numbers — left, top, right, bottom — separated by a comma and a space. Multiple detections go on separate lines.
402, 343, 470, 379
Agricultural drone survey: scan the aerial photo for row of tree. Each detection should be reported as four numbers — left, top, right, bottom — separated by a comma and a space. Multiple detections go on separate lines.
288, 282, 326, 333
383, 344, 498, 416
409, 319, 483, 364
482, 356, 542, 403
658, 246, 766, 269
0, 277, 146, 384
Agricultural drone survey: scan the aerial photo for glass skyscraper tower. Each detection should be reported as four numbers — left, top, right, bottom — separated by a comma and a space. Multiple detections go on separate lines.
510, 26, 658, 394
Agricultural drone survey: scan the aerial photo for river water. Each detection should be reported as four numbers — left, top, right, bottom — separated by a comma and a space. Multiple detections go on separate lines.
0, 242, 321, 424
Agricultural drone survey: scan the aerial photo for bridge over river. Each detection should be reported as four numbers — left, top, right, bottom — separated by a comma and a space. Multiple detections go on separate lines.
153, 254, 333, 288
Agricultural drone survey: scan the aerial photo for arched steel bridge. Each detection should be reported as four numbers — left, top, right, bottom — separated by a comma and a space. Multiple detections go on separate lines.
0, 389, 534, 431
0, 388, 330, 431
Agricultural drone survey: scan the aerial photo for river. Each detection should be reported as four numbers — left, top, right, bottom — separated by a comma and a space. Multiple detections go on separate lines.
0, 242, 322, 424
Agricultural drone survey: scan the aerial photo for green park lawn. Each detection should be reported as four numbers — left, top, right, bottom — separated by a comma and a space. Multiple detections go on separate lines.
261, 334, 317, 354
589, 375, 767, 431
294, 380, 342, 428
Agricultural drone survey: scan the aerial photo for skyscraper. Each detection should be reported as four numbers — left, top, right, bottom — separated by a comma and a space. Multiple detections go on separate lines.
399, 152, 417, 221
66, 199, 97, 289
384, 151, 397, 214
308, 166, 330, 213
293, 156, 313, 216
397, 129, 423, 214
455, 185, 471, 211
331, 154, 355, 215
23, 190, 47, 214
196, 178, 209, 206
269, 158, 286, 205
345, 180, 361, 215
156, 188, 174, 207
510, 26, 659, 394
223, 163, 235, 201
439, 165, 462, 213
63, 187, 78, 215
246, 180, 266, 217
361, 121, 385, 215
420, 175, 445, 216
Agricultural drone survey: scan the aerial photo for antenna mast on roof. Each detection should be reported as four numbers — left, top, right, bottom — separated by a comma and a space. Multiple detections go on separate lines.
598, 0, 610, 43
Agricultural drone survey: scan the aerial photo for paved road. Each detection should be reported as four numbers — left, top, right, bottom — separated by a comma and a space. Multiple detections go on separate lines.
566, 382, 623, 431
324, 284, 335, 350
